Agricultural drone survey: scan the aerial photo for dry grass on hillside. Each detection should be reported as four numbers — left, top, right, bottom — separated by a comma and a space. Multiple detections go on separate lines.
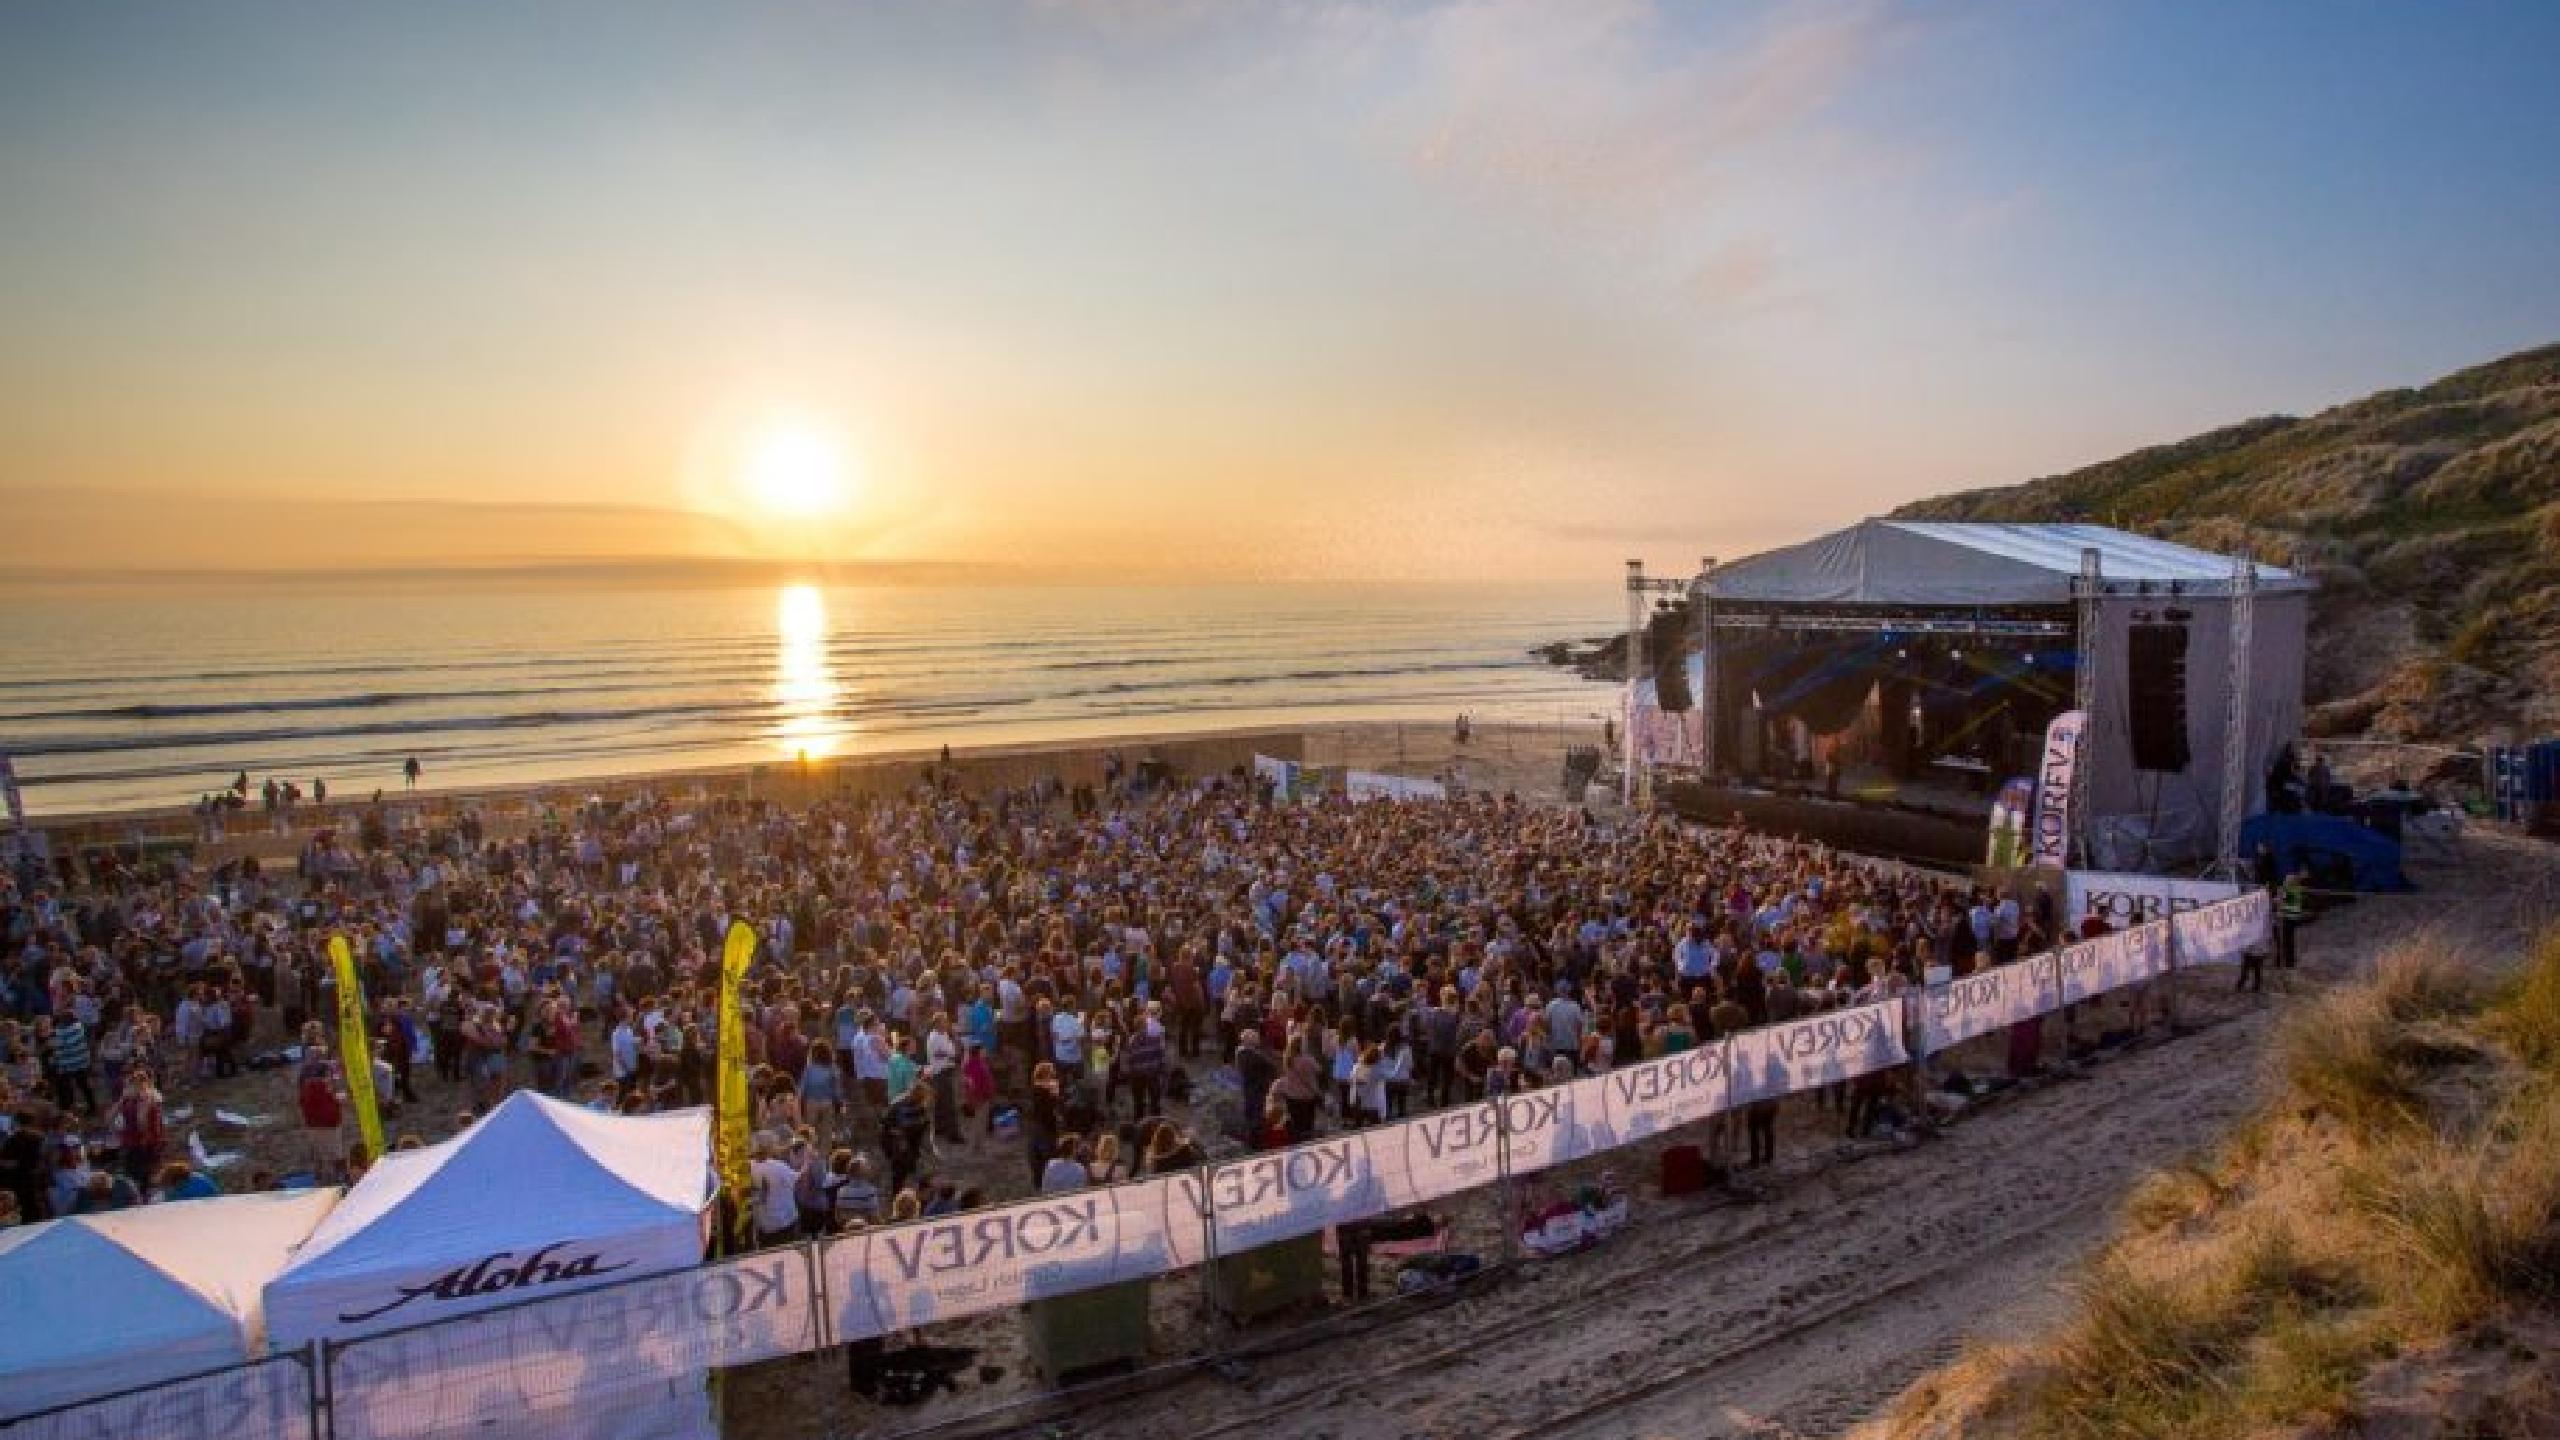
1865, 932, 2560, 1440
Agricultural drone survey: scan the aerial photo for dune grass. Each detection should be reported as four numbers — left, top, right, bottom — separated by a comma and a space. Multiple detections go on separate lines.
2345, 1092, 2560, 1332
2004, 930, 2560, 1440
2034, 1258, 2244, 1440
2368, 932, 2481, 1022
2279, 985, 2422, 1130
2277, 934, 2487, 1133
2032, 1223, 2373, 1440
2497, 928, 2560, 1072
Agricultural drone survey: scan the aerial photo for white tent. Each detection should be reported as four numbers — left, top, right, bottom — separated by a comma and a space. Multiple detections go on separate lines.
1700, 520, 2312, 863
263, 1092, 710, 1349
0, 1189, 339, 1420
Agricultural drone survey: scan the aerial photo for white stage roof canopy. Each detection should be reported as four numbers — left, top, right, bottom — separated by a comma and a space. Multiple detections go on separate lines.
1702, 520, 2306, 606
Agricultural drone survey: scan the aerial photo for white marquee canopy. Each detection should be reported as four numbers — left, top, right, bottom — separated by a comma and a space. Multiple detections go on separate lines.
264, 1092, 711, 1349
0, 1188, 340, 1419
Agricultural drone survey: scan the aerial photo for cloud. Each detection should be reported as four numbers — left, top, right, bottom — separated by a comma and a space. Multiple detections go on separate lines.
1159, 0, 1900, 323
1032, 0, 1897, 248
1687, 240, 1777, 304
1391, 0, 1893, 229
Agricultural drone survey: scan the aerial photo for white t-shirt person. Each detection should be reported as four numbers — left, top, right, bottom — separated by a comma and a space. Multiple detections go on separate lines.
1050, 1009, 1086, 1068
752, 1155, 802, 1243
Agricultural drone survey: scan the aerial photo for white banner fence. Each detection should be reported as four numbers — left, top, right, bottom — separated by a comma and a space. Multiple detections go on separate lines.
320, 1247, 822, 1440
15, 892, 2267, 1440
2065, 869, 2244, 929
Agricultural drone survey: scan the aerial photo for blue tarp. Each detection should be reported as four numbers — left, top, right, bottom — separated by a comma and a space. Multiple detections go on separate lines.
2241, 812, 2411, 893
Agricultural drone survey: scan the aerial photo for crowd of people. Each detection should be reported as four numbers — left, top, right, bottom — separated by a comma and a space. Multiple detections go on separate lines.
4, 754, 2057, 1240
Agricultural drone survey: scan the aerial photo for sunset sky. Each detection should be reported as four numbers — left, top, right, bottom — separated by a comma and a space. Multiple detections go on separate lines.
5, 1, 2557, 582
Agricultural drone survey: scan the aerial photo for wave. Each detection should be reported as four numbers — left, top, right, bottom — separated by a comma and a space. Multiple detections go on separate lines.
3, 656, 1566, 766
1088, 658, 1507, 697
3, 699, 757, 758
1, 653, 1531, 730
5, 688, 550, 722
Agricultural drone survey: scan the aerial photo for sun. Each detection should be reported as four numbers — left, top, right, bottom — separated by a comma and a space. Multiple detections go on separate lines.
739, 417, 853, 519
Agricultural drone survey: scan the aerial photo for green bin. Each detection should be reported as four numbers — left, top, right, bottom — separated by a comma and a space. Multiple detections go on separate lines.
1208, 1231, 1327, 1325
1025, 1278, 1153, 1382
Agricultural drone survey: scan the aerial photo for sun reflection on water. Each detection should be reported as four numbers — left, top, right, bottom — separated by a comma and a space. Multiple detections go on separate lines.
774, 583, 842, 760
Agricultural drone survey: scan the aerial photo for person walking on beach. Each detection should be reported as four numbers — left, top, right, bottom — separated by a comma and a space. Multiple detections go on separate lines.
403, 756, 422, 791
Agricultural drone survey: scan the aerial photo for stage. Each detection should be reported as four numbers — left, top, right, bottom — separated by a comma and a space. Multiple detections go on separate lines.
1657, 774, 1996, 869
1625, 520, 2312, 869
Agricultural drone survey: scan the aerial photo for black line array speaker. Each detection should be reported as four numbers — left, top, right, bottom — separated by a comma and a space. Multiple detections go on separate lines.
2127, 621, 2191, 772
1649, 607, 1692, 712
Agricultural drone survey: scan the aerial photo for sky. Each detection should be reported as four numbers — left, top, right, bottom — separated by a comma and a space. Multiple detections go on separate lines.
4, 0, 2558, 583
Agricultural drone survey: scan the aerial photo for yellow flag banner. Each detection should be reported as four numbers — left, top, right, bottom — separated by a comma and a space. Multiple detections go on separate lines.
716, 920, 758, 1245
328, 935, 386, 1164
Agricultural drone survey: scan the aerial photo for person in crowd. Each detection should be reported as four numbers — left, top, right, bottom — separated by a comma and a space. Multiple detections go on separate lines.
1121, 1003, 1167, 1120
2277, 868, 2310, 971
113, 1068, 164, 1188
788, 1134, 831, 1240
1233, 1029, 1278, 1144
923, 1017, 962, 1143
800, 1039, 844, 1145
154, 1160, 223, 1202
2, 1108, 51, 1221
1275, 1046, 1322, 1143
823, 1149, 881, 1230
379, 998, 422, 1105
1024, 1062, 1063, 1190
1039, 1135, 1089, 1192
41, 1013, 98, 1115
750, 1137, 802, 1248
1347, 1044, 1386, 1128
960, 1041, 996, 1137
75, 1160, 142, 1214
1380, 1029, 1414, 1118
293, 1030, 345, 1181
879, 1080, 933, 1199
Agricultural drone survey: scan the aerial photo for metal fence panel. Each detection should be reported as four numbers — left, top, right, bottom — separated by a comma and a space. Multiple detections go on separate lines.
2, 1352, 314, 1440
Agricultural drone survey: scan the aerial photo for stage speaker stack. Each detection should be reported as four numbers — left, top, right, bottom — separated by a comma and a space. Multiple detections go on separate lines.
2127, 618, 2191, 772
1649, 606, 1692, 711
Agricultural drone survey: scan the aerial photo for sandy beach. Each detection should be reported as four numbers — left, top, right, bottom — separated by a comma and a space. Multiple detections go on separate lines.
31, 716, 1619, 863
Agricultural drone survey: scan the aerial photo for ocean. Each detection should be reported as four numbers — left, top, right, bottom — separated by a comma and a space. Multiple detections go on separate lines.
0, 580, 1618, 817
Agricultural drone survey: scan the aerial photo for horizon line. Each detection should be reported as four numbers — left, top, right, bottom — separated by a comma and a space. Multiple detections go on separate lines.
0, 556, 1613, 592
